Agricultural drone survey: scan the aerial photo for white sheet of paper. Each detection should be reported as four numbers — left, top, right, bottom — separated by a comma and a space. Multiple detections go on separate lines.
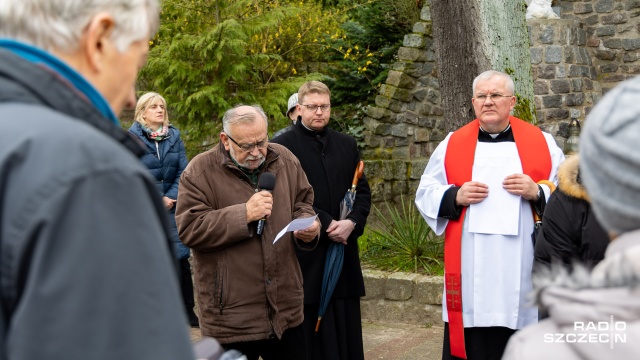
468, 146, 522, 235
273, 215, 318, 244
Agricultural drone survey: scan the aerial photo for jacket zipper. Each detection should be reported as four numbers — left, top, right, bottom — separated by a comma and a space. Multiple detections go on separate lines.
267, 305, 275, 335
154, 141, 160, 160
214, 269, 224, 315
219, 277, 224, 315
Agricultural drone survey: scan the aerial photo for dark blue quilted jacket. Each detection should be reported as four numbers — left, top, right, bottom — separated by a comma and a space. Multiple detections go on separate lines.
129, 122, 188, 199
129, 122, 190, 259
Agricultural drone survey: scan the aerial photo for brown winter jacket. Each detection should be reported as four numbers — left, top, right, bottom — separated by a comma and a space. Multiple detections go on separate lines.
175, 142, 317, 344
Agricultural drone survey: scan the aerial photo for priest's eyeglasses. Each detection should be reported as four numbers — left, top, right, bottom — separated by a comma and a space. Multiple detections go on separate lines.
301, 104, 331, 112
474, 93, 513, 102
226, 133, 269, 152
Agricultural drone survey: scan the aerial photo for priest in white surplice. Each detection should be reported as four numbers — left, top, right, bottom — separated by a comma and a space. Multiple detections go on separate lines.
415, 71, 564, 360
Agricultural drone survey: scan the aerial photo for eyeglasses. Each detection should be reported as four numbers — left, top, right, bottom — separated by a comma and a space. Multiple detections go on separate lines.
300, 104, 331, 112
225, 133, 269, 152
474, 93, 513, 102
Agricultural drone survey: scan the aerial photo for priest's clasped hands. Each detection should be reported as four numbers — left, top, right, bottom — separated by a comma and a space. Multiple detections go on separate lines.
456, 173, 539, 207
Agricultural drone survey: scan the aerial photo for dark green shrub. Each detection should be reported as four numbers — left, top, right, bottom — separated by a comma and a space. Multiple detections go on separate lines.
361, 196, 444, 275
321, 0, 422, 144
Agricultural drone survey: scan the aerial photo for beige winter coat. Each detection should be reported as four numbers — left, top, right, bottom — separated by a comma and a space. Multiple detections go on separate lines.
503, 229, 640, 360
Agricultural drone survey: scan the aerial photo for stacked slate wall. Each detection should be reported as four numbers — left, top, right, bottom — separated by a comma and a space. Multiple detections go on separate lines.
555, 0, 640, 92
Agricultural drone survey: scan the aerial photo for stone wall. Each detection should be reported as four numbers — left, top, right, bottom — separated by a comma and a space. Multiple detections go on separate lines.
556, 0, 640, 92
528, 19, 602, 149
361, 5, 438, 206
361, 3, 610, 210
360, 269, 443, 326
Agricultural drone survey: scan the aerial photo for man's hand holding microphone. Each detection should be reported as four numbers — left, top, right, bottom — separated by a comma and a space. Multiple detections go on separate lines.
246, 191, 273, 226
247, 173, 319, 242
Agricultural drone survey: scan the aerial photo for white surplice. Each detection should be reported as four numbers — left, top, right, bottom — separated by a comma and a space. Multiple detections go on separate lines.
415, 132, 564, 330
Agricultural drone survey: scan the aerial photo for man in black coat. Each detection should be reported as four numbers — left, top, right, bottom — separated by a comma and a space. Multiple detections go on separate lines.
272, 81, 371, 360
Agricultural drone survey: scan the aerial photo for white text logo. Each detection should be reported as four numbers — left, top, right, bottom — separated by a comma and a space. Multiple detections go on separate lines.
543, 316, 626, 349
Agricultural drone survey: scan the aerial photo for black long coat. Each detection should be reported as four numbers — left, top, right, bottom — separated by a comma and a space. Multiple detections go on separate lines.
534, 155, 609, 272
272, 120, 371, 303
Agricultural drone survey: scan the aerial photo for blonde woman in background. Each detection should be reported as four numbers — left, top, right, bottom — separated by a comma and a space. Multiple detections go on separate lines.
129, 92, 198, 327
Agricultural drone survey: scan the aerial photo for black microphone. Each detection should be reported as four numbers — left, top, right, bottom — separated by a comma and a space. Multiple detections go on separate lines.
256, 172, 276, 235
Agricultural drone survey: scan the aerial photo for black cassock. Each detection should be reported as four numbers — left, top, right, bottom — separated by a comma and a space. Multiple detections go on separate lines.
273, 120, 371, 360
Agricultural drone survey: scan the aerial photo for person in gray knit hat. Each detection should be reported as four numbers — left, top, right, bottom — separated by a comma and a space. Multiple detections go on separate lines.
580, 79, 640, 236
503, 77, 640, 360
273, 93, 300, 138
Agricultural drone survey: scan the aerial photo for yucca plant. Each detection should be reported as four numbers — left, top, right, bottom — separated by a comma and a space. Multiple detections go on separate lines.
362, 196, 444, 275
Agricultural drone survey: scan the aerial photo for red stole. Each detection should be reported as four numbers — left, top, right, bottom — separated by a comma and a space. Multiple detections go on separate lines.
442, 116, 551, 359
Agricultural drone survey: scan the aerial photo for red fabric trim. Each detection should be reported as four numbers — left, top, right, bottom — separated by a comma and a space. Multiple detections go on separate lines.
509, 116, 552, 183
444, 120, 479, 187
442, 117, 551, 359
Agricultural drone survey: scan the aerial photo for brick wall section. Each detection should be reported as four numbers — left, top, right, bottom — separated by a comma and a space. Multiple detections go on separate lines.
360, 269, 443, 326
556, 0, 640, 92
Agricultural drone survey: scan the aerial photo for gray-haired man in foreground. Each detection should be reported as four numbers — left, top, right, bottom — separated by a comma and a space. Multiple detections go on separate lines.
0, 1, 194, 359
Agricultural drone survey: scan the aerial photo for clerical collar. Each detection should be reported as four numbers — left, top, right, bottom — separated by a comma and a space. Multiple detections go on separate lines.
297, 119, 328, 137
478, 124, 514, 142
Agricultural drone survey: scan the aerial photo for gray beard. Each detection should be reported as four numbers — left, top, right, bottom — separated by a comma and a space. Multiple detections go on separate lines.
231, 152, 265, 170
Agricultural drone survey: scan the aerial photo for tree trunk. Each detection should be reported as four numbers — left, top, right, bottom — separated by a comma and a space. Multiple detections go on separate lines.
431, 0, 535, 133
215, 0, 220, 25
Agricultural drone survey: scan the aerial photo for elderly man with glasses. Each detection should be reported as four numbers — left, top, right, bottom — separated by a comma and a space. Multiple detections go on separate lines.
176, 104, 320, 360
415, 70, 564, 359
272, 81, 372, 360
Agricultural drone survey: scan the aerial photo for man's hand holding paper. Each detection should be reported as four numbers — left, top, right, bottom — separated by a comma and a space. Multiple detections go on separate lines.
294, 218, 321, 243
273, 215, 320, 244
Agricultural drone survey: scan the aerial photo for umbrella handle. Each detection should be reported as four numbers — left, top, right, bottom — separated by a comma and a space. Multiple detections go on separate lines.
315, 316, 322, 333
351, 161, 364, 188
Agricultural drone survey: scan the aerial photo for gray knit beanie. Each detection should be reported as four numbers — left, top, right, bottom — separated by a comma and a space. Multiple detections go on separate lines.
580, 76, 640, 235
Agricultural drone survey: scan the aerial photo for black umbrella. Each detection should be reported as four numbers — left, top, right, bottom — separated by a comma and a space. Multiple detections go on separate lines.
315, 161, 364, 333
